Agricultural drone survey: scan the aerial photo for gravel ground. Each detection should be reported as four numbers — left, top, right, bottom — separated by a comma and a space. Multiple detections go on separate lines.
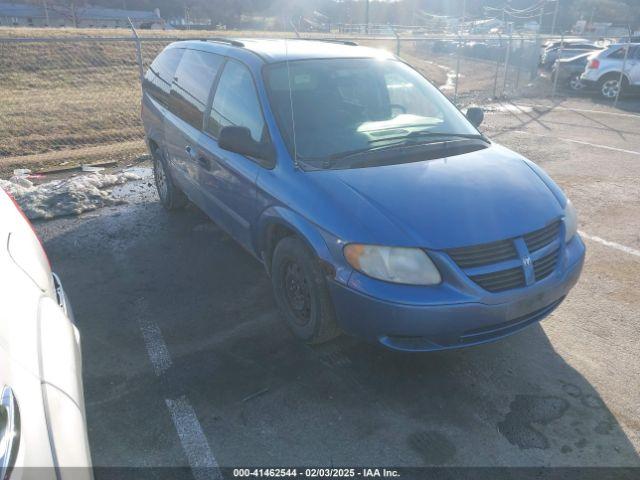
33, 95, 640, 477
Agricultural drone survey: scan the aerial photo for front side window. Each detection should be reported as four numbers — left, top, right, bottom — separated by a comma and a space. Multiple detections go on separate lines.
207, 60, 266, 143
170, 49, 224, 129
264, 58, 481, 169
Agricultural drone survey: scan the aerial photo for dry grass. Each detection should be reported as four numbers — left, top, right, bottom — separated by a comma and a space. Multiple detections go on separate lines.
0, 28, 472, 176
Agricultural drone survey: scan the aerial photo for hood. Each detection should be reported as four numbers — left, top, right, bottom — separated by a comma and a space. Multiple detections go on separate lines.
307, 143, 564, 250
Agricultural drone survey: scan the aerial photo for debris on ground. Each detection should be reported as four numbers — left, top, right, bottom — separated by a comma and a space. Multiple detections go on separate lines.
0, 171, 141, 220
242, 387, 270, 403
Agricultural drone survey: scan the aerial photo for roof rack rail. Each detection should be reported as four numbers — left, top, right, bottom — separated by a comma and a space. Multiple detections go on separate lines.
203, 37, 244, 47
296, 38, 358, 46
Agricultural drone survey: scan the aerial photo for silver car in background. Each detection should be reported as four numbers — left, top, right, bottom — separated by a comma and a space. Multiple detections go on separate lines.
0, 187, 92, 480
581, 43, 640, 98
540, 42, 600, 70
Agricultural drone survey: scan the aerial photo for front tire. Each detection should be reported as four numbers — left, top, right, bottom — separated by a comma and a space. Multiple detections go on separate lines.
568, 75, 585, 92
151, 145, 188, 210
271, 236, 340, 344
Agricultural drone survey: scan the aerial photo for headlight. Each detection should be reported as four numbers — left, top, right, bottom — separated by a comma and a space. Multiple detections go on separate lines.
564, 199, 578, 242
344, 244, 441, 285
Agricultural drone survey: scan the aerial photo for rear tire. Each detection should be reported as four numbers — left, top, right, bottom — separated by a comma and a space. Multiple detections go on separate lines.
151, 145, 188, 210
598, 75, 628, 100
271, 236, 340, 344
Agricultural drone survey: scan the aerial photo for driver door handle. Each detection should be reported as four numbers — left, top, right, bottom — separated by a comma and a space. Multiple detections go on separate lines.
185, 145, 196, 158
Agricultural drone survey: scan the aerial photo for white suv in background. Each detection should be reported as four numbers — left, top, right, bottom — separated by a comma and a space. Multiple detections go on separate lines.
580, 43, 640, 99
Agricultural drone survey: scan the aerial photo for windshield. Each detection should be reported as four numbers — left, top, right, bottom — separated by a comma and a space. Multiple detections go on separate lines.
264, 58, 481, 169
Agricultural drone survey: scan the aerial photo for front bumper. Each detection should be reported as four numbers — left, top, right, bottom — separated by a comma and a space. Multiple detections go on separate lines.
328, 236, 585, 352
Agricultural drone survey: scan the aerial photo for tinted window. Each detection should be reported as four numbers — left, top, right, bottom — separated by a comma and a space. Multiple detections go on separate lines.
207, 60, 266, 143
608, 46, 639, 59
170, 49, 224, 129
144, 48, 184, 106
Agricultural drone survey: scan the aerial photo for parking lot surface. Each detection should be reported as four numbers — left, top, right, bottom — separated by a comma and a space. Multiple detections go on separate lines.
35, 96, 640, 473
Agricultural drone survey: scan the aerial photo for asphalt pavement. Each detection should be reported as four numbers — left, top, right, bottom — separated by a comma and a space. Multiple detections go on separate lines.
35, 95, 640, 475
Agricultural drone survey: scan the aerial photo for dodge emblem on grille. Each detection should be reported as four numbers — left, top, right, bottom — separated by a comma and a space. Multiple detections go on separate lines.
522, 256, 532, 267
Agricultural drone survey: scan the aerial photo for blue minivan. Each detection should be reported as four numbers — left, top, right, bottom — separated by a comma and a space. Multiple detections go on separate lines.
141, 38, 585, 352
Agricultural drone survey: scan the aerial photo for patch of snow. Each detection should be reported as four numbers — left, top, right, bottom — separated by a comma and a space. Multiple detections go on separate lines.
0, 171, 141, 220
482, 103, 535, 113
123, 166, 154, 179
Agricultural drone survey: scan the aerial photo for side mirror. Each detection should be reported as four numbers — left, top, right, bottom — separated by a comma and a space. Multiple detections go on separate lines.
218, 126, 274, 165
466, 107, 484, 128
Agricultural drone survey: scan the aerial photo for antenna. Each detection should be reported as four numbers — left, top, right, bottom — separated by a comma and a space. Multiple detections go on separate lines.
285, 38, 299, 170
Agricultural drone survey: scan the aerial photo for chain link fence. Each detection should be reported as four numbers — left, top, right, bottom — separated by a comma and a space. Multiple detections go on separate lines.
0, 29, 610, 174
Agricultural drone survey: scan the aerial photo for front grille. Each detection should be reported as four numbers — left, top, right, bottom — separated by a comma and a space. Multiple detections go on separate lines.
524, 221, 561, 252
446, 239, 517, 268
446, 220, 562, 293
534, 248, 559, 281
470, 266, 526, 292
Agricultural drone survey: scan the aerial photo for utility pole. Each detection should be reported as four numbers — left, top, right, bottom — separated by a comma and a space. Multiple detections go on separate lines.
454, 0, 466, 103
365, 0, 370, 34
42, 0, 49, 26
551, 0, 560, 36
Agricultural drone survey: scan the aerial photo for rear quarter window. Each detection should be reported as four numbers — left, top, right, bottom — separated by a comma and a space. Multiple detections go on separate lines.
607, 46, 639, 59
144, 48, 184, 106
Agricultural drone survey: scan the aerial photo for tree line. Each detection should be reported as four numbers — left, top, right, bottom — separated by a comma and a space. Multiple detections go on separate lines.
24, 0, 640, 30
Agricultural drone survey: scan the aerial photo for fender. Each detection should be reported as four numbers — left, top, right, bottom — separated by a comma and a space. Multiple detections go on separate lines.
145, 126, 163, 154
256, 206, 334, 266
599, 70, 631, 84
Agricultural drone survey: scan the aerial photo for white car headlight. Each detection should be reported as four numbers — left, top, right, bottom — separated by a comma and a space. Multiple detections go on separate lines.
564, 199, 578, 242
344, 244, 441, 285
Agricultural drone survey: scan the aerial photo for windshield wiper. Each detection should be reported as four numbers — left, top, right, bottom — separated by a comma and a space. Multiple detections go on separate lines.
367, 130, 485, 144
297, 132, 486, 169
327, 132, 485, 165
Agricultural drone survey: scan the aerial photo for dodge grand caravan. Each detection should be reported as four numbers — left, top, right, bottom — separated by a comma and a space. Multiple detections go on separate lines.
141, 38, 585, 352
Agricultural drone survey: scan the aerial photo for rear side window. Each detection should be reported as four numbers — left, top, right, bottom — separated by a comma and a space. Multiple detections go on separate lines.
207, 60, 266, 143
608, 46, 639, 59
144, 48, 184, 106
170, 49, 224, 129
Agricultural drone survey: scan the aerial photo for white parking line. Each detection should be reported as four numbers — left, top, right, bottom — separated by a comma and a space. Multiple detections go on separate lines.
579, 231, 640, 258
166, 396, 222, 480
133, 298, 221, 478
512, 103, 640, 119
134, 298, 173, 376
511, 130, 640, 156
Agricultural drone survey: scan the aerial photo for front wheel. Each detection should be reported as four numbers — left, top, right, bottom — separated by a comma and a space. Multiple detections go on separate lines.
568, 75, 585, 92
271, 236, 340, 344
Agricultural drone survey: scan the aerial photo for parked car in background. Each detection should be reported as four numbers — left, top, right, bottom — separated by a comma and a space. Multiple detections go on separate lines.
581, 43, 640, 99
0, 188, 92, 479
540, 43, 601, 70
142, 39, 584, 352
551, 51, 593, 91
617, 36, 640, 44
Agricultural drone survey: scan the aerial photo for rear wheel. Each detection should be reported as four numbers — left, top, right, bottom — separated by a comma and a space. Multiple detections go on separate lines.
271, 236, 340, 344
598, 75, 627, 99
151, 145, 188, 210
